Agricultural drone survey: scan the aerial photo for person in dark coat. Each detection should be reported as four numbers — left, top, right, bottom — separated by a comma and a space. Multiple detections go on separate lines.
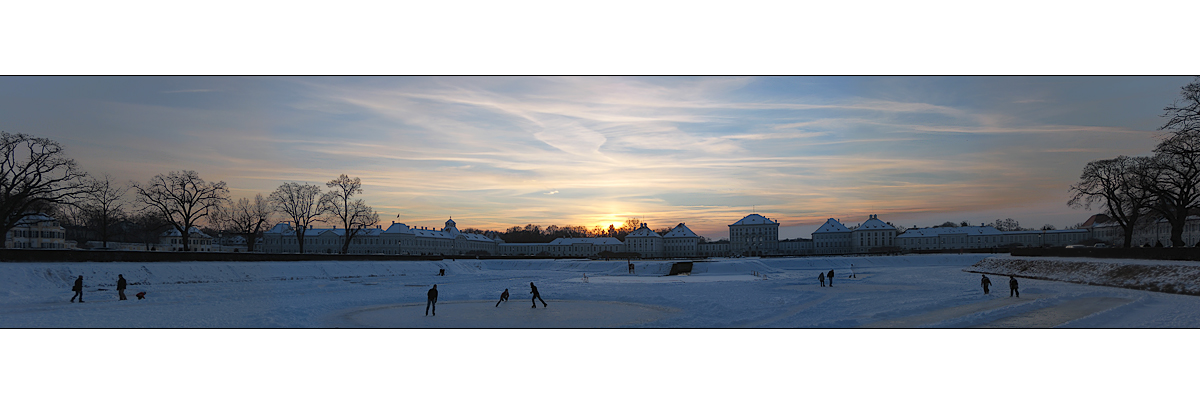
818, 271, 825, 287
117, 274, 128, 301
495, 288, 509, 307
426, 284, 438, 316
438, 268, 445, 276
827, 269, 834, 287
1009, 276, 1019, 298
981, 274, 992, 295
70, 275, 84, 303
530, 282, 547, 308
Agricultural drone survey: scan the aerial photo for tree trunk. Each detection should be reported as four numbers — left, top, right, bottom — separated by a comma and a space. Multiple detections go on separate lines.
1122, 225, 1135, 248
1170, 215, 1187, 247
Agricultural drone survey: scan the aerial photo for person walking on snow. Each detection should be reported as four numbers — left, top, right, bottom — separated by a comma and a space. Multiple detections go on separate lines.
117, 274, 128, 301
827, 269, 835, 287
70, 275, 84, 303
1009, 276, 1019, 298
530, 282, 547, 308
496, 288, 509, 307
850, 264, 856, 278
426, 284, 438, 316
980, 274, 992, 295
818, 271, 825, 287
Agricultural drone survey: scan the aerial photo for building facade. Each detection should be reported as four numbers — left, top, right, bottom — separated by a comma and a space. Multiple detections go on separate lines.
159, 227, 215, 251
261, 217, 501, 255
5, 214, 67, 249
851, 214, 897, 253
625, 223, 663, 258
729, 214, 779, 256
813, 218, 852, 255
663, 223, 700, 258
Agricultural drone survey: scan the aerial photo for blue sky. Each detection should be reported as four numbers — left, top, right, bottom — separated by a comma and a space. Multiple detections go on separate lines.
0, 76, 1190, 239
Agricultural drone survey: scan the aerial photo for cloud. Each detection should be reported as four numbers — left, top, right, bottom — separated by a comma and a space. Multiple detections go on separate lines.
5, 76, 1183, 239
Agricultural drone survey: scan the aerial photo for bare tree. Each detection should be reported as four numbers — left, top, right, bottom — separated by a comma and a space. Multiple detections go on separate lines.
320, 174, 379, 254
269, 182, 325, 253
1068, 156, 1154, 248
0, 132, 91, 249
989, 218, 1022, 232
81, 174, 129, 249
207, 198, 233, 233
133, 170, 229, 251
229, 194, 271, 253
1146, 78, 1200, 246
1141, 137, 1200, 247
1161, 78, 1200, 139
131, 210, 171, 250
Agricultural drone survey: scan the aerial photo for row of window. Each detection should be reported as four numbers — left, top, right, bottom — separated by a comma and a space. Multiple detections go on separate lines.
10, 241, 64, 248
10, 230, 64, 239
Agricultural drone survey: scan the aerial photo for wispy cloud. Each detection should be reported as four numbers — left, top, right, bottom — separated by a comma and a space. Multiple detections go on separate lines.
1, 76, 1185, 238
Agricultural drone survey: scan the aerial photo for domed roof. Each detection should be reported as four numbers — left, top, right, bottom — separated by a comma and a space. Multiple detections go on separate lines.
731, 214, 778, 226
664, 223, 699, 238
627, 223, 662, 238
813, 218, 850, 233
855, 214, 896, 231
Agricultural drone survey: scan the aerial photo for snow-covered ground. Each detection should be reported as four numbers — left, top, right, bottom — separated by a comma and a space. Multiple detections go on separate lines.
9, 254, 1198, 403
973, 255, 1200, 295
6, 253, 1200, 328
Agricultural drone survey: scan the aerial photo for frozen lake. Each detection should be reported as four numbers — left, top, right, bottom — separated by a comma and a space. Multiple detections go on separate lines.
5, 253, 1200, 328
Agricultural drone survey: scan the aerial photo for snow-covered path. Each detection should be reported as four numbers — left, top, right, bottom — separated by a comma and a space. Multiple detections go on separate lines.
5, 254, 1200, 328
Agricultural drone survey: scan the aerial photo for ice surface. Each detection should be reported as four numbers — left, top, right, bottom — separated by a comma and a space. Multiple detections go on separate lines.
5, 253, 1200, 328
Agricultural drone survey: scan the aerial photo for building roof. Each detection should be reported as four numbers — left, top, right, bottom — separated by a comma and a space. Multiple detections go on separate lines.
265, 221, 498, 243
664, 223, 699, 238
1002, 229, 1090, 235
813, 218, 850, 234
854, 214, 896, 231
549, 237, 624, 246
626, 223, 662, 238
897, 226, 1003, 238
14, 213, 58, 225
383, 222, 412, 233
160, 227, 213, 239
316, 227, 387, 237
731, 214, 778, 226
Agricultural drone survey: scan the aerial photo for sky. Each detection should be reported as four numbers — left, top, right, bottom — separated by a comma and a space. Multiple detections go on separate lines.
0, 76, 1192, 240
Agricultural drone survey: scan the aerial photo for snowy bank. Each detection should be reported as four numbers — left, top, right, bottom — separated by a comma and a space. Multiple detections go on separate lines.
969, 256, 1200, 295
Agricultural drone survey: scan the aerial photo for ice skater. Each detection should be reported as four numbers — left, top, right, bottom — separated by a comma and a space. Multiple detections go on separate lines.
70, 275, 84, 303
1009, 276, 1019, 298
426, 284, 438, 316
495, 288, 509, 307
530, 282, 547, 308
827, 269, 835, 287
818, 271, 825, 287
850, 264, 856, 278
438, 268, 445, 276
117, 274, 127, 301
981, 274, 992, 295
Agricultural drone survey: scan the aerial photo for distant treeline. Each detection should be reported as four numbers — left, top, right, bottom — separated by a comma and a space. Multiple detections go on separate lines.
490, 219, 686, 243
